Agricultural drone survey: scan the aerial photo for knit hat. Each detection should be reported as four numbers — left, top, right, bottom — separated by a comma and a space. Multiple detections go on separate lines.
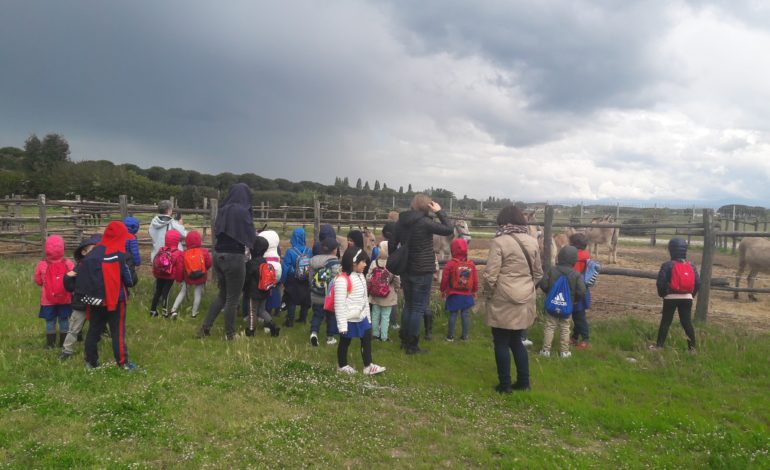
99, 221, 129, 253
321, 236, 339, 253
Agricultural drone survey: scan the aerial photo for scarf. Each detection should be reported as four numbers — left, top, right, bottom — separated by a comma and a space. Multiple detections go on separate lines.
495, 224, 529, 237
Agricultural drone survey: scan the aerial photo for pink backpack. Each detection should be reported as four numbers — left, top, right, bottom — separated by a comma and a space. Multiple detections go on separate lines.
367, 266, 392, 298
323, 273, 351, 312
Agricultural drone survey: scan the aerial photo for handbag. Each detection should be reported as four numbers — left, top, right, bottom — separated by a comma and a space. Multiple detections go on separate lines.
386, 225, 411, 276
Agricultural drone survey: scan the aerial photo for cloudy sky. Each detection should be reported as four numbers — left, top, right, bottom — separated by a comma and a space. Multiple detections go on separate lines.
1, 0, 769, 205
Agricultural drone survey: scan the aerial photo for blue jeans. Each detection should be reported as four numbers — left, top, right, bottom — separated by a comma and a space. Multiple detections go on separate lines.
45, 317, 69, 334
401, 273, 434, 338
491, 328, 529, 388
571, 309, 589, 342
447, 309, 470, 339
310, 303, 338, 338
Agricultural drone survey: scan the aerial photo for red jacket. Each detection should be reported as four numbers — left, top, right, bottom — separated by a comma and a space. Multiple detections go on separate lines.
440, 238, 478, 297
182, 231, 212, 285
574, 249, 590, 274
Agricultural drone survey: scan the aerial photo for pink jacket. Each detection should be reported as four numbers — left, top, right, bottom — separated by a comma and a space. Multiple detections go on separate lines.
33, 235, 75, 306
154, 229, 185, 281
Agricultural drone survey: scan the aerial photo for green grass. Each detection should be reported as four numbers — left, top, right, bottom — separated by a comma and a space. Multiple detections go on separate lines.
1, 259, 768, 469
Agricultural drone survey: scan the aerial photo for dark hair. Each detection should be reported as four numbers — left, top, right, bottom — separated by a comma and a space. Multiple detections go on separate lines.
341, 246, 370, 274
158, 200, 173, 214
496, 205, 527, 226
569, 233, 588, 250
347, 230, 364, 249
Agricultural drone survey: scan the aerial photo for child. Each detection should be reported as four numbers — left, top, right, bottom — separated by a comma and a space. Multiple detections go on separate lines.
123, 216, 142, 267
653, 238, 700, 352
243, 236, 281, 337
439, 238, 478, 341
33, 235, 75, 349
260, 230, 284, 319
334, 247, 386, 375
60, 234, 101, 360
150, 229, 184, 318
281, 227, 312, 327
380, 221, 401, 331
569, 233, 592, 349
308, 237, 341, 346
367, 241, 400, 342
170, 230, 212, 318
76, 221, 137, 369
538, 246, 586, 359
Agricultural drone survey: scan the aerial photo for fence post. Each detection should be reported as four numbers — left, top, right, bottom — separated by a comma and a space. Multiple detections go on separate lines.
650, 215, 658, 248
119, 195, 128, 219
209, 199, 218, 247
282, 204, 288, 233
337, 197, 342, 232
349, 202, 354, 231
695, 209, 714, 322
314, 198, 321, 240
38, 194, 47, 257
731, 206, 738, 254
543, 205, 554, 272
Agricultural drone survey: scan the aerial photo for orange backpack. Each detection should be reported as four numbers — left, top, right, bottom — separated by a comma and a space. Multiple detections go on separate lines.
183, 248, 207, 280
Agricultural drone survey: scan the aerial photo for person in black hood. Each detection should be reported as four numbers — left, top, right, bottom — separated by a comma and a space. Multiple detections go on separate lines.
652, 238, 700, 352
243, 236, 281, 337
198, 183, 256, 340
394, 194, 453, 354
60, 234, 101, 361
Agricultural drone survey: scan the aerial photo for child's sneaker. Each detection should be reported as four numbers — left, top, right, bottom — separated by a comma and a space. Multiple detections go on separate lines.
326, 337, 337, 345
570, 337, 578, 346
59, 352, 72, 361
191, 312, 198, 318
539, 350, 550, 358
392, 324, 400, 330
522, 339, 534, 347
310, 333, 319, 347
170, 311, 178, 320
445, 336, 454, 342
560, 351, 572, 359
460, 336, 468, 341
576, 341, 590, 349
122, 362, 138, 371
363, 364, 386, 375
338, 365, 356, 374
150, 310, 158, 318
648, 344, 663, 351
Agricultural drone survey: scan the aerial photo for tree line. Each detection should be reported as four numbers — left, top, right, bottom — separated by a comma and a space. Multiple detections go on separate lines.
0, 134, 513, 211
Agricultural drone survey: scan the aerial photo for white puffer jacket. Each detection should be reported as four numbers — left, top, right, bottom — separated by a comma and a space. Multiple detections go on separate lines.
334, 272, 370, 332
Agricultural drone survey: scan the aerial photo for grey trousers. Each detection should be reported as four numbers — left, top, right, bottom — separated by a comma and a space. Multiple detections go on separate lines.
202, 252, 246, 338
62, 309, 87, 355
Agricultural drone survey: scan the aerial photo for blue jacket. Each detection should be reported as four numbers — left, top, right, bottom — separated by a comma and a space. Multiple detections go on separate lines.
123, 217, 142, 266
281, 228, 311, 283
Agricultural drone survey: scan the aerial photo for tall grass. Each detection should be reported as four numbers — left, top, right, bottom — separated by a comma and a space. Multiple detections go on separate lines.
0, 258, 768, 468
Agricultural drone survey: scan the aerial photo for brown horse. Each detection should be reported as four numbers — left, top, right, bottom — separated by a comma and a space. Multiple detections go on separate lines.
734, 237, 770, 301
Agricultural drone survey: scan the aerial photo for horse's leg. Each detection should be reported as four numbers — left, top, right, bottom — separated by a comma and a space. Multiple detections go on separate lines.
734, 256, 746, 300
748, 268, 759, 301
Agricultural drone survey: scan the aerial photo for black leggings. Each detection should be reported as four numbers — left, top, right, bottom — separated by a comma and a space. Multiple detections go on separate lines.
337, 328, 373, 368
150, 278, 175, 313
656, 299, 696, 349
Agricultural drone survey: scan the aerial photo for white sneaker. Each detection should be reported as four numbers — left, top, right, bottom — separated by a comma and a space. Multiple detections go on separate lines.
338, 365, 356, 374
363, 364, 386, 375
560, 351, 572, 359
522, 339, 533, 347
310, 333, 319, 347
326, 337, 337, 345
170, 311, 178, 320
264, 327, 271, 334
539, 350, 551, 358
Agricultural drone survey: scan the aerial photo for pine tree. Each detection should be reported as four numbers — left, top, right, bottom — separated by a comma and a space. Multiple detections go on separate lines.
399, 186, 404, 194
374, 180, 380, 191
408, 184, 412, 193
356, 178, 362, 190
343, 176, 349, 186
382, 182, 388, 190
363, 181, 370, 191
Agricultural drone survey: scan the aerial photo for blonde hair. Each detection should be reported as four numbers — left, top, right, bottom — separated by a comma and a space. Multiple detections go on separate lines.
410, 194, 433, 213
387, 211, 399, 221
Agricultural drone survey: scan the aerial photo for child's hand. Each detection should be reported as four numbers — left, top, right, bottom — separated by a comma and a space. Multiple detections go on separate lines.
339, 330, 347, 336
66, 271, 77, 277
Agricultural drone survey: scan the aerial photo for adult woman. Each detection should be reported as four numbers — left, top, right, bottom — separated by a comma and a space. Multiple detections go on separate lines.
197, 183, 256, 340
394, 194, 453, 354
482, 205, 543, 392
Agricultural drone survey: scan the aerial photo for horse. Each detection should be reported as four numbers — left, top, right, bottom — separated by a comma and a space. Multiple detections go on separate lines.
734, 237, 770, 301
586, 215, 618, 264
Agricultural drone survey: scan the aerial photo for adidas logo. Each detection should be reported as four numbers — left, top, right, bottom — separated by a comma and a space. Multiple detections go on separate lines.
551, 292, 568, 306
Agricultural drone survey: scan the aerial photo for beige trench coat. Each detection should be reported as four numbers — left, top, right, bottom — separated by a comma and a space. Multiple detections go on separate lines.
482, 233, 544, 330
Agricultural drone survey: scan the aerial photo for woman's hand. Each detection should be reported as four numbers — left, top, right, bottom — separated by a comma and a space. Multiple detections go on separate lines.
428, 201, 441, 213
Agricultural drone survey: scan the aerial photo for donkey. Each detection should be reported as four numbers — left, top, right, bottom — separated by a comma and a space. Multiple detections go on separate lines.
336, 226, 378, 259
523, 211, 555, 267
734, 237, 770, 301
586, 215, 618, 264
433, 216, 472, 263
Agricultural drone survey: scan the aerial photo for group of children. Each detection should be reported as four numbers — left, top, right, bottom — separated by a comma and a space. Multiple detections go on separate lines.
32, 215, 701, 371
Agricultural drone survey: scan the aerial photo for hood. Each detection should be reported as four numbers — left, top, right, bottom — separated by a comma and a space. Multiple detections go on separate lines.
347, 230, 363, 249
318, 224, 336, 242
668, 238, 688, 260
222, 182, 252, 207
150, 214, 173, 230
290, 227, 306, 249
398, 210, 425, 228
377, 240, 389, 260
164, 229, 182, 249
123, 216, 140, 234
253, 236, 269, 257
557, 245, 578, 267
74, 234, 102, 261
186, 230, 202, 248
100, 221, 129, 253
44, 235, 66, 262
450, 238, 468, 260
260, 230, 280, 251
382, 221, 396, 240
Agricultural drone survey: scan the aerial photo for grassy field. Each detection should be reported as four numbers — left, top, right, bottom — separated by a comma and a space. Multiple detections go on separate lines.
1, 257, 769, 469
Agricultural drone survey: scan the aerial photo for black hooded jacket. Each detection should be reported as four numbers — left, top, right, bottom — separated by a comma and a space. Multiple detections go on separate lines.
394, 209, 453, 275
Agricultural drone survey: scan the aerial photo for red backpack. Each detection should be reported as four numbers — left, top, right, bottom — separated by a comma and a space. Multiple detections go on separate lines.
152, 247, 176, 278
44, 260, 70, 304
183, 248, 207, 280
669, 261, 695, 294
324, 273, 352, 312
449, 260, 474, 292
258, 262, 277, 292
368, 266, 392, 298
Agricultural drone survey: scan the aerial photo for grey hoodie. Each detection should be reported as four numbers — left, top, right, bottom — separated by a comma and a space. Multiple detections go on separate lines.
148, 215, 187, 262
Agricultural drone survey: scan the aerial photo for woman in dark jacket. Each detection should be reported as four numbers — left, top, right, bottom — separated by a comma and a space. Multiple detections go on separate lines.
198, 183, 256, 340
395, 194, 453, 354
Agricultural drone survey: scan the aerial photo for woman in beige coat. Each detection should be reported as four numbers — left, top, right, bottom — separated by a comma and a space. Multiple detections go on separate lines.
482, 205, 543, 393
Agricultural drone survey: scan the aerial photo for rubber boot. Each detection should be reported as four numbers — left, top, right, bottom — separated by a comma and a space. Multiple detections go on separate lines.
58, 333, 66, 348
46, 333, 56, 349
424, 315, 433, 341
406, 335, 428, 355
268, 322, 281, 337
399, 325, 408, 350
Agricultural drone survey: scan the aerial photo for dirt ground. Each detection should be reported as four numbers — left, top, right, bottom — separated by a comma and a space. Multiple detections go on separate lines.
467, 239, 770, 332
